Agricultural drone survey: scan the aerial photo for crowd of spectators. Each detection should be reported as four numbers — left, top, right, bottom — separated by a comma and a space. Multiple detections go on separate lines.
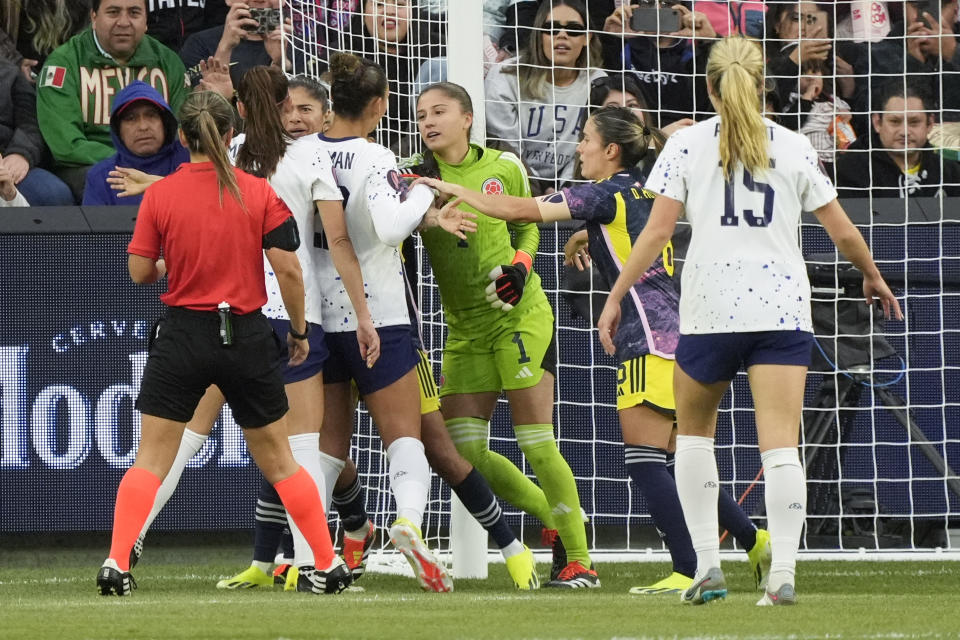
1, 0, 958, 208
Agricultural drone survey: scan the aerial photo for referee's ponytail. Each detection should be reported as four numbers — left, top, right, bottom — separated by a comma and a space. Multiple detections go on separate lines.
179, 91, 243, 209
706, 37, 768, 181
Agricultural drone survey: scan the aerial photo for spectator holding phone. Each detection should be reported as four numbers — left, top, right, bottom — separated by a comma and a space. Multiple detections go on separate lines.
851, 1, 960, 134
180, 0, 291, 88
601, 2, 717, 128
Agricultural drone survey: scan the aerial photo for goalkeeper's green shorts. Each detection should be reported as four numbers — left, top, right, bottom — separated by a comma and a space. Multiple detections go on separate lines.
439, 299, 556, 396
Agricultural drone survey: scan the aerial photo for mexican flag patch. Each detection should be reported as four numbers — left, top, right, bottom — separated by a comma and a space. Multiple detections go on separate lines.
41, 66, 67, 89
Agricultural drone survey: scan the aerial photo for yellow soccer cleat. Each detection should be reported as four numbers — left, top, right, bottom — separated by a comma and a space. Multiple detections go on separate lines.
216, 565, 273, 589
389, 517, 453, 593
628, 571, 694, 595
505, 545, 539, 590
284, 565, 299, 592
747, 528, 772, 590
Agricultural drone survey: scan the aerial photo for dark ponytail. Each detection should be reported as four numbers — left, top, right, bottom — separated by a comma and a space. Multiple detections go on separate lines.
178, 91, 243, 208
589, 105, 665, 169
328, 52, 388, 120
236, 65, 291, 179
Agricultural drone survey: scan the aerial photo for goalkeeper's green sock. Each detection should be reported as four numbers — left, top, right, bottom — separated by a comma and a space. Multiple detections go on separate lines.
446, 416, 556, 530
515, 423, 590, 568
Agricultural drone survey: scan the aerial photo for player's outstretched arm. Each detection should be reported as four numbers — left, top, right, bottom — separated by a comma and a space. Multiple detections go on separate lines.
813, 199, 903, 321
413, 176, 541, 222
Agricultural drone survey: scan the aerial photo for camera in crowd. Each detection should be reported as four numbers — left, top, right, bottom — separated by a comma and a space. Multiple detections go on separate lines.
243, 7, 281, 35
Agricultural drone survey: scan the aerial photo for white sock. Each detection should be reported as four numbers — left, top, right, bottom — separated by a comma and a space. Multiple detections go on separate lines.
317, 451, 346, 510
140, 428, 208, 539
252, 560, 272, 574
501, 539, 526, 559
675, 435, 721, 577
287, 433, 325, 567
761, 447, 806, 592
385, 437, 429, 529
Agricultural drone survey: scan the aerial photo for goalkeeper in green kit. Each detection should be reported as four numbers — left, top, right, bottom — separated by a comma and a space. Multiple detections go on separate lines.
405, 82, 597, 588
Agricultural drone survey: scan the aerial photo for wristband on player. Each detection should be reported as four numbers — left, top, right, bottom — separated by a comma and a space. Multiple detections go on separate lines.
485, 250, 532, 312
288, 322, 310, 340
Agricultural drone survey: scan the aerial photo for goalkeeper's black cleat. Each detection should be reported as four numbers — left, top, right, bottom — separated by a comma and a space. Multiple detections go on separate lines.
541, 528, 567, 582
97, 558, 137, 596
296, 557, 353, 594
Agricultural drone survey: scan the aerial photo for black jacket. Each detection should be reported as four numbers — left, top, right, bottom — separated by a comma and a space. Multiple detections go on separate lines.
835, 132, 960, 198
0, 59, 46, 168
601, 33, 713, 127
147, 0, 229, 54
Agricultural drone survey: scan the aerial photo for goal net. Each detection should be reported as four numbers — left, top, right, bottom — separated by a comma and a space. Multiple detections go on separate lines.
279, 0, 959, 567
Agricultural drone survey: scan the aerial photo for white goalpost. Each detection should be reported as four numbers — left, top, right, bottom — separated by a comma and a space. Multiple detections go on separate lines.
281, 0, 960, 574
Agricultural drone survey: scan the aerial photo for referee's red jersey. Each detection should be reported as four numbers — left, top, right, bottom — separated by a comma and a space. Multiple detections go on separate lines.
128, 162, 293, 314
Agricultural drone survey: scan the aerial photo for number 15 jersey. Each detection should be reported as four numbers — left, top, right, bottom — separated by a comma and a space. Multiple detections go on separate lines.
645, 116, 837, 335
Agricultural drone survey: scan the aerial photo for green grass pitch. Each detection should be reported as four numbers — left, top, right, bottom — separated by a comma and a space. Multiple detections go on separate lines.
3, 543, 959, 639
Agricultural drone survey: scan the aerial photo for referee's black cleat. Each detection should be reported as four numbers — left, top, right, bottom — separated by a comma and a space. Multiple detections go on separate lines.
97, 559, 137, 596
129, 534, 144, 570
296, 557, 353, 594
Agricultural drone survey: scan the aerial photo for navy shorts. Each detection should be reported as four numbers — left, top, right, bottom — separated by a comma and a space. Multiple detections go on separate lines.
268, 318, 329, 384
676, 331, 814, 384
323, 324, 419, 395
137, 307, 287, 429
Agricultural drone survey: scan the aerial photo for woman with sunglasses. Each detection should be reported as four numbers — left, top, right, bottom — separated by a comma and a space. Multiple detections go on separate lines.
415, 104, 774, 597
485, 0, 605, 195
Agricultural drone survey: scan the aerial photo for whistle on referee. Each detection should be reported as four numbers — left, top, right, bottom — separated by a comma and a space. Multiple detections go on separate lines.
218, 302, 234, 347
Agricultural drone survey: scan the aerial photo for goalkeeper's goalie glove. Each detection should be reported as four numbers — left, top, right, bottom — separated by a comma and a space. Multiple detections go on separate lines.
486, 250, 533, 312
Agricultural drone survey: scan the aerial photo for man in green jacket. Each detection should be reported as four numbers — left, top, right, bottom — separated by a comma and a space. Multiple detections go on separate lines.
36, 0, 188, 202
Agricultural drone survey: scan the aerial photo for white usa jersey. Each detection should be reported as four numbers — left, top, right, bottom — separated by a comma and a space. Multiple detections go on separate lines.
315, 134, 411, 332
228, 133, 342, 323
645, 116, 837, 334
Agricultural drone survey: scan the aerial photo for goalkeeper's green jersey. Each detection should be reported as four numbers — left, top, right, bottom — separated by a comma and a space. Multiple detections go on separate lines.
403, 145, 547, 334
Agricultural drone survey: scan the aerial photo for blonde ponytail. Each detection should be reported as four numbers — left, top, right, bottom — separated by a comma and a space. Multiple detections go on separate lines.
706, 37, 768, 180
178, 91, 244, 209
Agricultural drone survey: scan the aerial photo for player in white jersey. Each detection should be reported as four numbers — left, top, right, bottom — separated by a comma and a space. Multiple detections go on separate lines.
598, 37, 901, 607
313, 52, 474, 593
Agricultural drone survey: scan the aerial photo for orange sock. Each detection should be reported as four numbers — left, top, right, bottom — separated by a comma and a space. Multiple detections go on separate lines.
108, 467, 161, 571
274, 466, 335, 568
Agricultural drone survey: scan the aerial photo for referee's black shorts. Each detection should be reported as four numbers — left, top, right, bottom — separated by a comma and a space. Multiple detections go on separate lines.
136, 307, 288, 428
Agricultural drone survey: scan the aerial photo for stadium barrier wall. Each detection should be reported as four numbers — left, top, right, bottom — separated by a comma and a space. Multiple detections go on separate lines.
0, 202, 958, 560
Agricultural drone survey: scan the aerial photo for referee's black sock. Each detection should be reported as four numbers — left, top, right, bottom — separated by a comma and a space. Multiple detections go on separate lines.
254, 476, 288, 564
626, 445, 697, 578
452, 468, 518, 550
666, 452, 757, 552
332, 473, 369, 534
